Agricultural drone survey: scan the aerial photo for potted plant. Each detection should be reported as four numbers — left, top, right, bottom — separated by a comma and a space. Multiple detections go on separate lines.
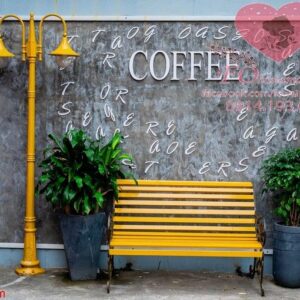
36, 129, 135, 280
261, 147, 300, 288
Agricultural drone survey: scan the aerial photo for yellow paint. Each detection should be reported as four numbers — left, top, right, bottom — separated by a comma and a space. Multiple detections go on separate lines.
113, 224, 256, 231
109, 249, 263, 258
50, 35, 79, 56
119, 192, 254, 200
113, 231, 257, 238
115, 208, 255, 215
113, 216, 256, 224
117, 179, 253, 187
111, 239, 262, 249
119, 186, 254, 193
0, 37, 15, 57
114, 224, 255, 232
0, 12, 79, 276
114, 235, 257, 241
116, 200, 255, 207
38, 13, 79, 60
0, 14, 26, 60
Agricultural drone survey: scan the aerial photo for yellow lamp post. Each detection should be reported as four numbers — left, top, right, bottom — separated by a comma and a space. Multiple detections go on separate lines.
0, 12, 79, 275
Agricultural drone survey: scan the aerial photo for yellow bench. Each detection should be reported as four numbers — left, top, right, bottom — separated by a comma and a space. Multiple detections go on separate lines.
107, 179, 266, 296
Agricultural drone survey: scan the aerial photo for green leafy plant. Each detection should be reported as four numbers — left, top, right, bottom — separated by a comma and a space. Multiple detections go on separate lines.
261, 148, 300, 226
36, 129, 135, 215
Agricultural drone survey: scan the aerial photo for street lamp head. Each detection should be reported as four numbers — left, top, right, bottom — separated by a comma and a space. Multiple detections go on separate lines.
0, 37, 14, 58
50, 34, 79, 57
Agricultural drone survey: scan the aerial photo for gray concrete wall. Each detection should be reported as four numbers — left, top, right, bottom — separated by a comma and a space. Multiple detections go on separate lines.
0, 21, 299, 248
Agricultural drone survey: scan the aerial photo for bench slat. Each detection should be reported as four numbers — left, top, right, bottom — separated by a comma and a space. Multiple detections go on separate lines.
113, 216, 255, 224
115, 208, 255, 215
110, 239, 262, 248
114, 235, 257, 242
113, 231, 257, 238
118, 179, 253, 187
115, 239, 258, 243
119, 186, 253, 193
116, 200, 254, 207
119, 193, 254, 200
114, 225, 256, 231
109, 249, 262, 258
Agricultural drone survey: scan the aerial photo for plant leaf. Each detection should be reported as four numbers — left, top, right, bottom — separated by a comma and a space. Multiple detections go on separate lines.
74, 176, 83, 188
83, 194, 91, 215
94, 191, 104, 208
48, 133, 65, 153
98, 164, 106, 175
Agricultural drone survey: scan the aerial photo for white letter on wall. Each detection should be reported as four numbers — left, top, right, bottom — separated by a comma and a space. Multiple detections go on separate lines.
150, 51, 170, 81
129, 50, 148, 81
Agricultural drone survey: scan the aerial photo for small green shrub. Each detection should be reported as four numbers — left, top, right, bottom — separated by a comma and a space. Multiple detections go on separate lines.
261, 147, 300, 226
36, 129, 135, 215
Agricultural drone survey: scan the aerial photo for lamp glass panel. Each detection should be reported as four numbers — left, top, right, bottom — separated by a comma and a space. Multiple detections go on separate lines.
55, 56, 75, 69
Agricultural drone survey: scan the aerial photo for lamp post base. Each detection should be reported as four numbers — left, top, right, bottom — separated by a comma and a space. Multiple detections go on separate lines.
15, 264, 45, 276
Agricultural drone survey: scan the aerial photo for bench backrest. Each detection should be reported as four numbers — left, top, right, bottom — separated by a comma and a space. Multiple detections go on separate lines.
113, 179, 257, 239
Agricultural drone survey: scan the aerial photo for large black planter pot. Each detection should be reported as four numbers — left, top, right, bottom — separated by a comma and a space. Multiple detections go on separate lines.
273, 223, 300, 288
59, 212, 107, 281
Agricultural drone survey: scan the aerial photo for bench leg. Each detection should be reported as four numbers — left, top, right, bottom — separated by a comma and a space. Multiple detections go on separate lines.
257, 255, 265, 297
112, 255, 115, 275
249, 258, 257, 279
237, 256, 264, 296
106, 255, 113, 294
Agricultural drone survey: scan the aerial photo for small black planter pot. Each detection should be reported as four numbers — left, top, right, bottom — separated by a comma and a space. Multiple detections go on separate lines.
273, 222, 300, 288
59, 212, 107, 281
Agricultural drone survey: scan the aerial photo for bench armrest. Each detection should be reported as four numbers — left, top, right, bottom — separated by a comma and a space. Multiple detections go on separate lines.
255, 215, 266, 247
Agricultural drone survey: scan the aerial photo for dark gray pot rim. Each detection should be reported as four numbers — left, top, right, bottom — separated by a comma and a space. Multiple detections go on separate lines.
274, 222, 300, 233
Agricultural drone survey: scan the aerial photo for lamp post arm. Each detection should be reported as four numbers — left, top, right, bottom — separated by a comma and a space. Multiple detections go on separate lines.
0, 14, 26, 60
38, 14, 67, 61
